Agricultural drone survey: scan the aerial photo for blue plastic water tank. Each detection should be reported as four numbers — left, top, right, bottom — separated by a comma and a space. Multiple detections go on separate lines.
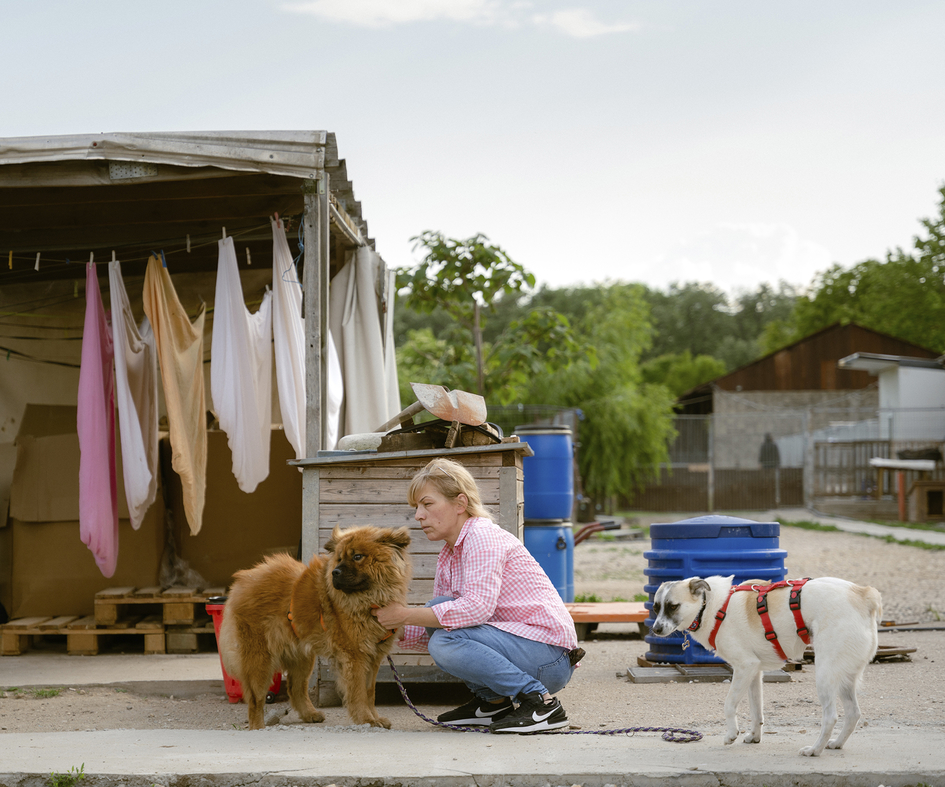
643, 515, 787, 664
517, 425, 574, 520
523, 521, 575, 603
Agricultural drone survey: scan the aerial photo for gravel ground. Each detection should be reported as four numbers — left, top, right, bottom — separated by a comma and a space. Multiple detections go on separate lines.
1, 518, 943, 738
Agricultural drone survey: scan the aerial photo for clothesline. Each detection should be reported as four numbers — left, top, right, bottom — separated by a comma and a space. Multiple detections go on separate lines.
1, 215, 300, 281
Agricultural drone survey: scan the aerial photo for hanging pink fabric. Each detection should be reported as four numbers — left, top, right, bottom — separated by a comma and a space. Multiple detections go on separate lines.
142, 254, 207, 535
77, 261, 119, 578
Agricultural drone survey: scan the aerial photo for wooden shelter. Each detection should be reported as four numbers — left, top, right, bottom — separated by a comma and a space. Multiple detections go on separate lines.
0, 132, 393, 623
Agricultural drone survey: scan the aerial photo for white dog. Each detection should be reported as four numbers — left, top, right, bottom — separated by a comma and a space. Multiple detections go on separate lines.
650, 575, 882, 757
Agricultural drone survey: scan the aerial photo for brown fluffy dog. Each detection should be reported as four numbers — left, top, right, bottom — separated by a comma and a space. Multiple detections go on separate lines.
218, 525, 411, 730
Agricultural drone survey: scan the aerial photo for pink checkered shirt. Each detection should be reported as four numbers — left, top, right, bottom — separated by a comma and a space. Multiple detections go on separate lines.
400, 517, 578, 652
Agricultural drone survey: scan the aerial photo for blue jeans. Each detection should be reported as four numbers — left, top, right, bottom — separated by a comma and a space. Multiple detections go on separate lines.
425, 597, 575, 701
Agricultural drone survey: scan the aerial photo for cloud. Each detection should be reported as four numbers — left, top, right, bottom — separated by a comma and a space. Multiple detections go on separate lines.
281, 0, 639, 37
641, 223, 834, 295
536, 9, 640, 38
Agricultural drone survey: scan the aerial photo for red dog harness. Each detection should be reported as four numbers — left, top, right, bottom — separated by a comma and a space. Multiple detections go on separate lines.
702, 578, 811, 661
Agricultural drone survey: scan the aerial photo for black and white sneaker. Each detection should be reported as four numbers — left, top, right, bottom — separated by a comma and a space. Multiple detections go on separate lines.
489, 692, 569, 733
437, 696, 514, 725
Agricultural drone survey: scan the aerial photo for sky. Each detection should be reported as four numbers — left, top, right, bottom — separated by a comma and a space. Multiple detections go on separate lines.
4, 0, 945, 298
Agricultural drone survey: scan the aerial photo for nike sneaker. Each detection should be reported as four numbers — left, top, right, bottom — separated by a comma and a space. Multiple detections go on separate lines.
489, 692, 568, 733
437, 696, 514, 725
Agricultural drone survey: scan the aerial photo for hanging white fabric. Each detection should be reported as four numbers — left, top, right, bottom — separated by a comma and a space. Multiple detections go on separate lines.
271, 217, 343, 455
108, 259, 159, 528
210, 235, 273, 493
329, 246, 400, 436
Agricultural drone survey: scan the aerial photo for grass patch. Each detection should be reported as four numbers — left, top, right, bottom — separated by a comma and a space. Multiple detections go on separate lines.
31, 688, 61, 698
48, 763, 84, 787
779, 519, 944, 551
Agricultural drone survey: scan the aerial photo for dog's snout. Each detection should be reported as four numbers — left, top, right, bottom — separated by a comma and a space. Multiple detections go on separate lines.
332, 566, 342, 577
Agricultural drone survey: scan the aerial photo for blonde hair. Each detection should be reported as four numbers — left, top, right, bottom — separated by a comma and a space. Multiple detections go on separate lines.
408, 458, 491, 520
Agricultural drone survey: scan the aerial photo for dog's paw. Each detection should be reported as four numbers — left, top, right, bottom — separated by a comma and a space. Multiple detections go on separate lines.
723, 733, 738, 745
372, 715, 392, 729
298, 709, 326, 724
799, 745, 820, 757
742, 731, 761, 744
826, 738, 843, 750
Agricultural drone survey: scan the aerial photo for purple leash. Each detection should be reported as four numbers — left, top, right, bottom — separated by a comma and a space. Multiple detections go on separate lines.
386, 656, 703, 743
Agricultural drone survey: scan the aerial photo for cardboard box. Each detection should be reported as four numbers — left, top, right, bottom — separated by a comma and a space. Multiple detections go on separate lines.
163, 428, 302, 589
3, 404, 165, 619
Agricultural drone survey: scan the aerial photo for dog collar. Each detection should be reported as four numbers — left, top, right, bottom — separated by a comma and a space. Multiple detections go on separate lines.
687, 594, 709, 632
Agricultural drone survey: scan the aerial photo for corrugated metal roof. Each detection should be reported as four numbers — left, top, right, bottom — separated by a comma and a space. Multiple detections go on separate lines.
0, 131, 327, 179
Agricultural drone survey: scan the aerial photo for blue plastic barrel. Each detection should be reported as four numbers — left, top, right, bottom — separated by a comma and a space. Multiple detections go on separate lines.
516, 425, 574, 521
643, 515, 787, 665
523, 521, 575, 603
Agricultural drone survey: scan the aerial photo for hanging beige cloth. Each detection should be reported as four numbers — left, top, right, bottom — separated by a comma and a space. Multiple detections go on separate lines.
142, 254, 207, 535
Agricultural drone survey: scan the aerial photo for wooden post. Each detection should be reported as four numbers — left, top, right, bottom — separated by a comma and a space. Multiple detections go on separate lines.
301, 174, 330, 563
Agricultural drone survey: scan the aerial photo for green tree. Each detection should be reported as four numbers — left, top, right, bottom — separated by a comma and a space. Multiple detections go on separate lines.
525, 284, 676, 508
640, 351, 727, 398
761, 185, 945, 354
397, 232, 536, 395
395, 232, 589, 404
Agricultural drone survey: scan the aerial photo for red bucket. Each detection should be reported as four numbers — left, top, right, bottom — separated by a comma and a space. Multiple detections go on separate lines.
206, 598, 282, 704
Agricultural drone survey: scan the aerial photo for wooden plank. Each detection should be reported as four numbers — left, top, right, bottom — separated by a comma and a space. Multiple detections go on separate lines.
317, 505, 417, 528
2, 616, 52, 630
38, 616, 79, 631
96, 587, 137, 599
318, 477, 502, 504
162, 587, 199, 598
135, 615, 165, 630
133, 586, 163, 598
566, 602, 648, 623
67, 616, 98, 630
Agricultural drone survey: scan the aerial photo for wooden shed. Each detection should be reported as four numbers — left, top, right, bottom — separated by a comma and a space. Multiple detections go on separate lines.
0, 131, 398, 638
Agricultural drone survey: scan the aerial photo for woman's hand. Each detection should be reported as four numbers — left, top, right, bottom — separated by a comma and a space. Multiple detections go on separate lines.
372, 603, 441, 629
372, 602, 410, 629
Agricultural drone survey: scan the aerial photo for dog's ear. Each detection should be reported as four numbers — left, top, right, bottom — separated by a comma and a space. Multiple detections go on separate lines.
688, 577, 710, 597
378, 526, 411, 552
324, 525, 343, 553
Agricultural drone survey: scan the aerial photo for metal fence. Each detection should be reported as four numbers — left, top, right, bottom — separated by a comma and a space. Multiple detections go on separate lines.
622, 406, 945, 512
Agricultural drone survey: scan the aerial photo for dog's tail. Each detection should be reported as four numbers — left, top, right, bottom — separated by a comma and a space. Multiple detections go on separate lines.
860, 585, 883, 662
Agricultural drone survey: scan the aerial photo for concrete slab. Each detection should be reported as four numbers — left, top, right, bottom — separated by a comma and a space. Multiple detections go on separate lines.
2, 724, 943, 787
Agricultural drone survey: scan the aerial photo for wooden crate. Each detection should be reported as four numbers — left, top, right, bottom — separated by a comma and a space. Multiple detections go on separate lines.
295, 442, 531, 702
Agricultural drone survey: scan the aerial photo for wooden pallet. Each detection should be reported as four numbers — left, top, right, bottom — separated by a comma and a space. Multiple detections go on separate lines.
1, 614, 166, 656
94, 585, 225, 626
626, 662, 792, 684
1, 585, 226, 656
566, 601, 648, 639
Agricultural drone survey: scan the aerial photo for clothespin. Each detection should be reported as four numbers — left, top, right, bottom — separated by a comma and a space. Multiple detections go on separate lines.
246, 248, 252, 266
186, 234, 191, 253
111, 250, 117, 264
222, 227, 227, 240
34, 253, 40, 272
161, 250, 168, 269
7, 250, 11, 270
89, 252, 94, 268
